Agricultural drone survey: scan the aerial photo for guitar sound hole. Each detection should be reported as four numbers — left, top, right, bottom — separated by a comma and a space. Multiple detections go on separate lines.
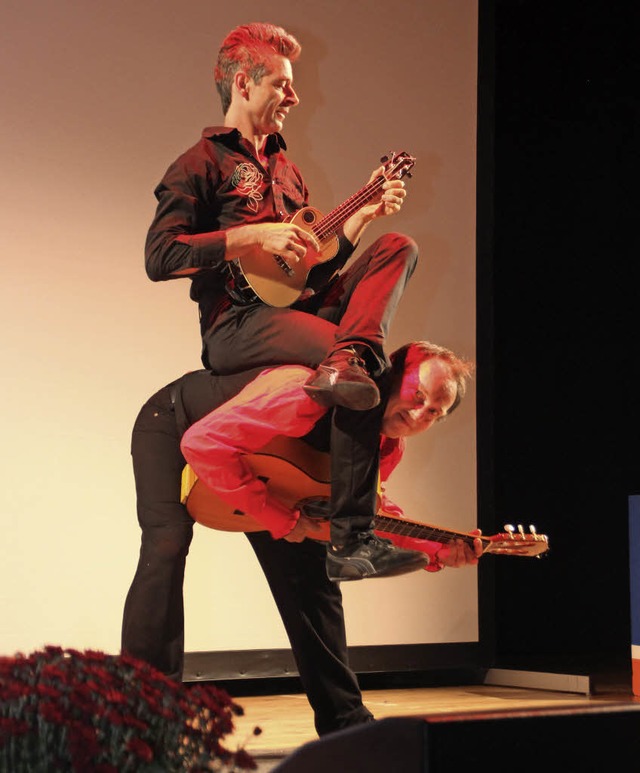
302, 210, 315, 224
298, 497, 331, 520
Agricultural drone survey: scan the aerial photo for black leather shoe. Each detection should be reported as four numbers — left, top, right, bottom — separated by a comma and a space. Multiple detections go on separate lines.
326, 532, 428, 581
303, 348, 380, 410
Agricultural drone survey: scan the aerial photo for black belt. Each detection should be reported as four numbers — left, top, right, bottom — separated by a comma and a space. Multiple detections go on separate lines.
224, 260, 262, 305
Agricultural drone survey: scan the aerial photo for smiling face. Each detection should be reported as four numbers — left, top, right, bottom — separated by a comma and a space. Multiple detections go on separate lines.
242, 54, 299, 136
382, 357, 458, 439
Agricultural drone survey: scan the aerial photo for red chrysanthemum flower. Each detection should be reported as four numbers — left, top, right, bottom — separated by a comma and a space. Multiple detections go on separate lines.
126, 736, 154, 763
0, 646, 258, 770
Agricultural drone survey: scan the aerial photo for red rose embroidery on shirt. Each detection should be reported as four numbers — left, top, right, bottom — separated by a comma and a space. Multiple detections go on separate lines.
231, 163, 264, 213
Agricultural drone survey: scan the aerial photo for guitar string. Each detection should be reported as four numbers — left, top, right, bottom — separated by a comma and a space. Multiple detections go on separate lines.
373, 515, 484, 546
374, 516, 546, 552
312, 158, 413, 240
313, 178, 386, 240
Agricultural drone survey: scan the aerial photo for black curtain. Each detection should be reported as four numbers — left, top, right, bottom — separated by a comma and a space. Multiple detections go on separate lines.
477, 0, 640, 671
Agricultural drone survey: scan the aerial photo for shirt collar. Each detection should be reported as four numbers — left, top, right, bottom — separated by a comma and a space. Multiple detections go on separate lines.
201, 126, 288, 152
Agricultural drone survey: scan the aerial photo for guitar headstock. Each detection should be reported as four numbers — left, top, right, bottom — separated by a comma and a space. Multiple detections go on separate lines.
380, 151, 416, 181
484, 524, 549, 557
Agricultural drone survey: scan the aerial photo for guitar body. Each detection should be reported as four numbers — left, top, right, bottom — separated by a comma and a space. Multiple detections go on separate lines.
228, 151, 417, 307
183, 436, 333, 535
235, 207, 340, 307
181, 437, 550, 558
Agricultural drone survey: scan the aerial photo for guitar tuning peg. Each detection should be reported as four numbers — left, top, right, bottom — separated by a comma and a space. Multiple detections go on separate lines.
529, 524, 538, 537
405, 172, 413, 179
380, 155, 389, 163
504, 524, 515, 538
517, 524, 526, 537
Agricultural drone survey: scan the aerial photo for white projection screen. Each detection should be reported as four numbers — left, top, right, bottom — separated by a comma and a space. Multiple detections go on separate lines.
0, 1, 477, 659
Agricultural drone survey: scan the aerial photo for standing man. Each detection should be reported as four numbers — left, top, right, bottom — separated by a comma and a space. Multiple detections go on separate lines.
144, 22, 423, 578
122, 341, 481, 736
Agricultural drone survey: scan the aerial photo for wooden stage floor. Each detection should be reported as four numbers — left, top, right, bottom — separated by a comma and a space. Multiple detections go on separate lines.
224, 670, 639, 771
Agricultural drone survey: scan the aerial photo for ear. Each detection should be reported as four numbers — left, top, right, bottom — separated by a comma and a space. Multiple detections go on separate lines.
233, 71, 251, 100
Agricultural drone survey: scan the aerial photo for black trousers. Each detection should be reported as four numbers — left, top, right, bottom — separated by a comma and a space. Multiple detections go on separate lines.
121, 384, 372, 735
205, 232, 418, 376
247, 533, 373, 735
204, 232, 418, 544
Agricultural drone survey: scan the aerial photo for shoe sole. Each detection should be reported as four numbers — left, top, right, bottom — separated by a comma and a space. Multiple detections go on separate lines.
303, 382, 381, 411
327, 555, 428, 582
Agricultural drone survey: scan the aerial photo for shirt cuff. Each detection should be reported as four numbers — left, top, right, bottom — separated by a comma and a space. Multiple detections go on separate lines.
259, 498, 300, 539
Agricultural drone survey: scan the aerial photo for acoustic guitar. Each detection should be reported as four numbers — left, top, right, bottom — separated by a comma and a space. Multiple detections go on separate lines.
226, 151, 417, 308
181, 436, 549, 558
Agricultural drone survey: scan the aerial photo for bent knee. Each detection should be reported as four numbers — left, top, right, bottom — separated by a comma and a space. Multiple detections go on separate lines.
386, 232, 418, 257
374, 232, 419, 271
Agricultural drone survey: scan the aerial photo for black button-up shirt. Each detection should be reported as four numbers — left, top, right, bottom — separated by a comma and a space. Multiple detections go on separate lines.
145, 126, 309, 331
145, 125, 355, 334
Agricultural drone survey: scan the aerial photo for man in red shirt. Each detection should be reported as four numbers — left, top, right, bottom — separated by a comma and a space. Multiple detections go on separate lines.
122, 341, 481, 736
145, 22, 422, 578
181, 341, 480, 580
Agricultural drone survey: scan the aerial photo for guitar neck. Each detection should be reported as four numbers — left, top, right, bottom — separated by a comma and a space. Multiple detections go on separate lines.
372, 513, 488, 549
313, 176, 387, 241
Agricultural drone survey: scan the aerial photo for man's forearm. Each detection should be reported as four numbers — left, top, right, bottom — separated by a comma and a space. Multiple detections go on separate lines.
180, 366, 327, 539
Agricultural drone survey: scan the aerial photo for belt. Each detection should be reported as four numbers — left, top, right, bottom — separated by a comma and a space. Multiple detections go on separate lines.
224, 260, 262, 306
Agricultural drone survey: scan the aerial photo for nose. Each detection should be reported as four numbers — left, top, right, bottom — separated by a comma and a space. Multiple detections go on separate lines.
284, 84, 299, 106
408, 406, 428, 423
